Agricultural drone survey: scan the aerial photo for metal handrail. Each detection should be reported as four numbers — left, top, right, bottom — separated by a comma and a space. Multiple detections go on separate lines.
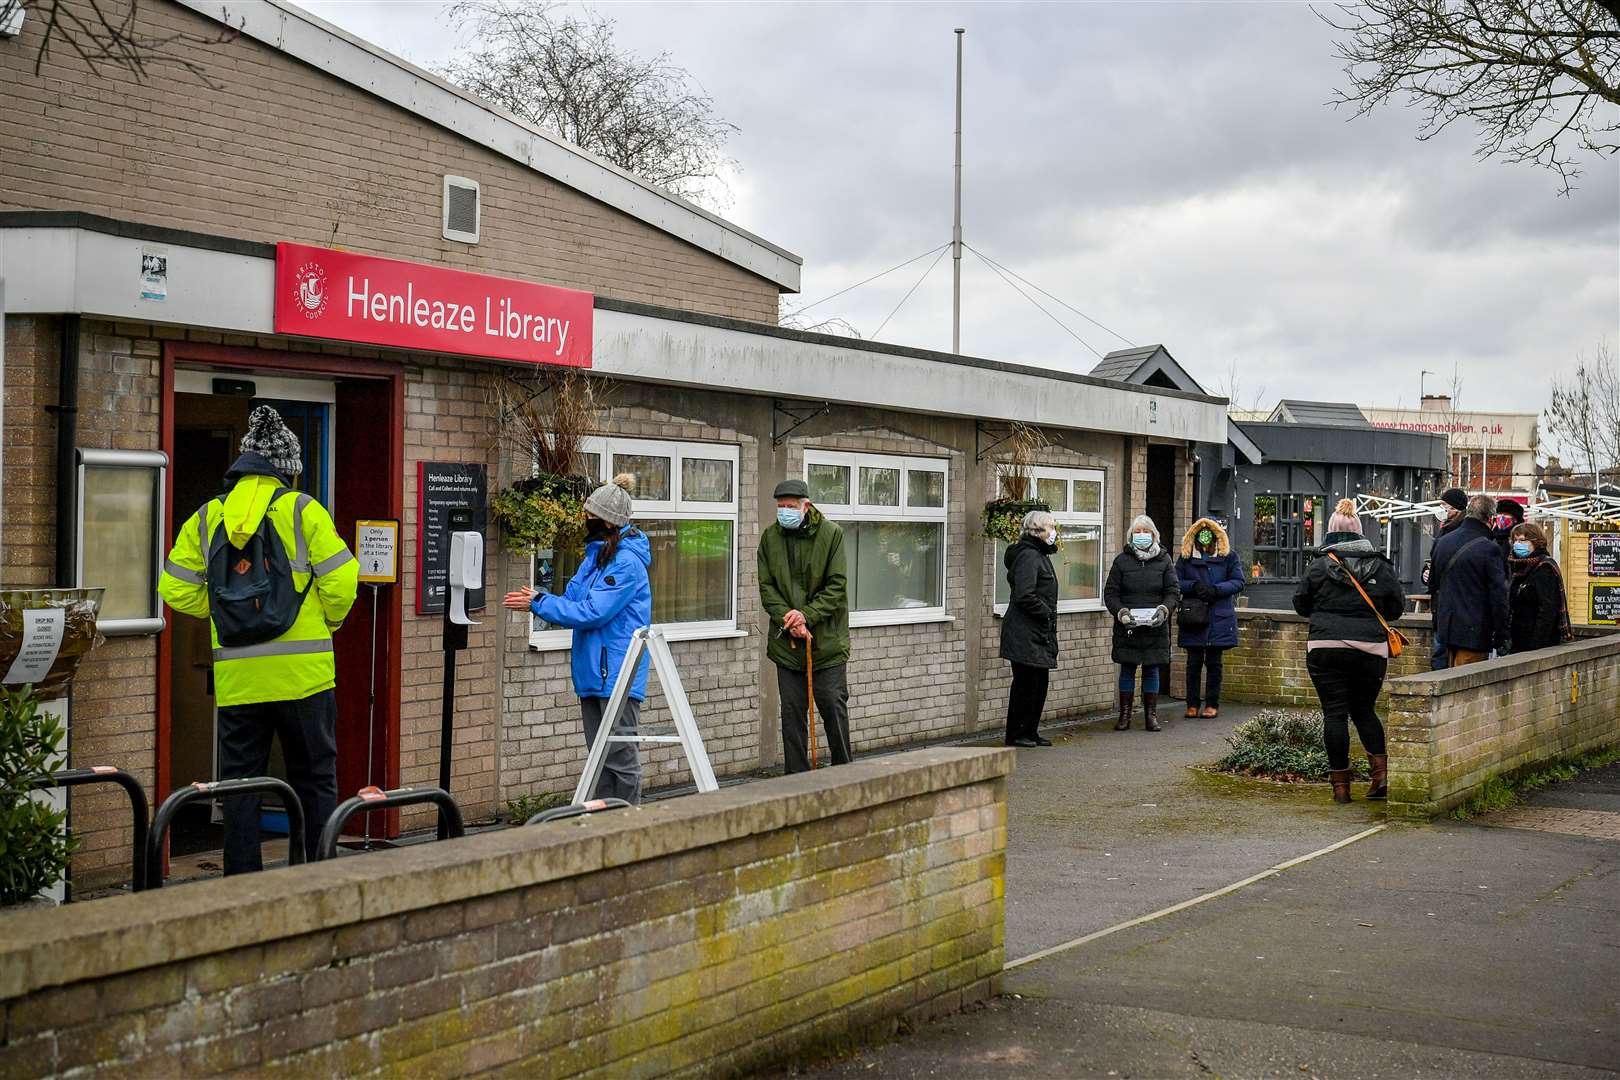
316, 785, 464, 860
524, 798, 631, 826
30, 766, 151, 892
147, 777, 306, 889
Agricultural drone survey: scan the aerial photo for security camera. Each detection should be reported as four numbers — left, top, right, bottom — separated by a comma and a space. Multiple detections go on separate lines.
0, 2, 24, 38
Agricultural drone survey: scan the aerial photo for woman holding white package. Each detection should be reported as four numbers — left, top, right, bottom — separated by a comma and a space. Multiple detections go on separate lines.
1104, 514, 1180, 732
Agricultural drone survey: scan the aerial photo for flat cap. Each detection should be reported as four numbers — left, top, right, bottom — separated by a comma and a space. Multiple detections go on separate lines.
773, 479, 810, 499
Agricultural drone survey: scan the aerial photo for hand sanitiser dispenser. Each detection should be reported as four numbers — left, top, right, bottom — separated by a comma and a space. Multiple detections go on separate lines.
447, 530, 483, 626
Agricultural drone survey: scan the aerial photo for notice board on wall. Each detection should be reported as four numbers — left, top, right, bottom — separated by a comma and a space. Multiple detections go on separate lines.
416, 462, 487, 615
1590, 583, 1620, 625
1589, 534, 1620, 577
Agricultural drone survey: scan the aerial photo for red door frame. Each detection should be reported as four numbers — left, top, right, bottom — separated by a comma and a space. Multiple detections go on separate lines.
157, 341, 406, 837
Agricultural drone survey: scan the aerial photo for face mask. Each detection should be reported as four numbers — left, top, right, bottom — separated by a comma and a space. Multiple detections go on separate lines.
585, 517, 614, 540
777, 506, 804, 530
1512, 540, 1533, 558
1495, 515, 1514, 531
1043, 529, 1057, 545
1196, 530, 1213, 547
1132, 533, 1153, 551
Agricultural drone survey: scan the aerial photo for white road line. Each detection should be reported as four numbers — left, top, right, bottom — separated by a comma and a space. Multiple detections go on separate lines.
1004, 823, 1389, 970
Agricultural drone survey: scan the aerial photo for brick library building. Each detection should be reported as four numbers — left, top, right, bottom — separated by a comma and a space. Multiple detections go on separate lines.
0, 0, 1225, 892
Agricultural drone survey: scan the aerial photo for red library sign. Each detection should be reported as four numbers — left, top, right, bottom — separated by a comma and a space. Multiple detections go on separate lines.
273, 242, 592, 367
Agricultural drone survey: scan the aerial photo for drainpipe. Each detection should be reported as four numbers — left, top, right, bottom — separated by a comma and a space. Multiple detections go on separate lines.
53, 315, 80, 587
0, 277, 6, 569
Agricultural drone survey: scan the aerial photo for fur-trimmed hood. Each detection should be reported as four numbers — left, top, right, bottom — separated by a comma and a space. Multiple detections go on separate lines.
1180, 517, 1231, 558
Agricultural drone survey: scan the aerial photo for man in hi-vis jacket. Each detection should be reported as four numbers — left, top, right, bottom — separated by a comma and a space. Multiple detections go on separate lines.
159, 406, 358, 873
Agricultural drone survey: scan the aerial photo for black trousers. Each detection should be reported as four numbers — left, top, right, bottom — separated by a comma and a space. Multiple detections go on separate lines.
579, 696, 642, 805
1006, 662, 1051, 741
1183, 647, 1225, 708
1305, 649, 1388, 771
216, 688, 338, 874
777, 662, 852, 774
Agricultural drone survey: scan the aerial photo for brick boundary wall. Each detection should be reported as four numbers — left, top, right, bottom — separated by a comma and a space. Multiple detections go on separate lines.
0, 748, 1010, 1079
1386, 637, 1620, 818
1220, 609, 1435, 710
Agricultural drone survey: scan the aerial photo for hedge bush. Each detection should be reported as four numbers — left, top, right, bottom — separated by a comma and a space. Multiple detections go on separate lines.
1213, 708, 1369, 782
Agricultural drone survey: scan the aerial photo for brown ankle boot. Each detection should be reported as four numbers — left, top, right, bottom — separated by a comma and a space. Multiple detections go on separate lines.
1143, 693, 1162, 732
1366, 755, 1388, 801
1330, 769, 1353, 803
1115, 691, 1133, 731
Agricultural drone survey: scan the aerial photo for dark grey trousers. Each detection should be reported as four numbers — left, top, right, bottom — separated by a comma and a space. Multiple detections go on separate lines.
579, 696, 642, 805
216, 688, 337, 874
777, 662, 852, 774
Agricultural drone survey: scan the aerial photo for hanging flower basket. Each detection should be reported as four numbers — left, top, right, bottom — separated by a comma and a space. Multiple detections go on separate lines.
981, 498, 1051, 542
490, 472, 592, 554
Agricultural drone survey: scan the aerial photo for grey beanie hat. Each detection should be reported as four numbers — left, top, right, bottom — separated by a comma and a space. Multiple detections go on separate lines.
240, 405, 303, 478
584, 473, 635, 526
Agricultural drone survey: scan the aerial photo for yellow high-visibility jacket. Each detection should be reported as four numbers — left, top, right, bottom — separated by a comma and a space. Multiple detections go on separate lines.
159, 472, 358, 707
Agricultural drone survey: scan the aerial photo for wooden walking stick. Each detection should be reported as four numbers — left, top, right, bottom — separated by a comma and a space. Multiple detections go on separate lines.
791, 628, 818, 770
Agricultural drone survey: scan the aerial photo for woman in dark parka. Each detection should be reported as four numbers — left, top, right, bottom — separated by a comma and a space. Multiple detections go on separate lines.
1000, 510, 1059, 748
1104, 514, 1179, 732
1507, 521, 1571, 655
1175, 517, 1245, 718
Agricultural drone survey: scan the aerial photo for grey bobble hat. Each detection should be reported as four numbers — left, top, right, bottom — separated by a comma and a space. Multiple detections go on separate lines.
584, 473, 635, 526
240, 405, 303, 478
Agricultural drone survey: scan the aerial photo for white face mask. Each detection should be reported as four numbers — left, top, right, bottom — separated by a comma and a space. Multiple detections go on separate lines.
1043, 529, 1057, 545
1131, 532, 1153, 550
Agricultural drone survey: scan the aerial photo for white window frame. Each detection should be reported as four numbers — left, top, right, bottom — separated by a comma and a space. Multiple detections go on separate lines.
530, 437, 743, 650
993, 465, 1107, 616
804, 450, 950, 628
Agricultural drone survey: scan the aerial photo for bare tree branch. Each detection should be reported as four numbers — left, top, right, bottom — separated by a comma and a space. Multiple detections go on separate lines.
778, 298, 864, 338
1546, 338, 1619, 483
440, 0, 738, 211
1318, 0, 1620, 193
7, 0, 238, 88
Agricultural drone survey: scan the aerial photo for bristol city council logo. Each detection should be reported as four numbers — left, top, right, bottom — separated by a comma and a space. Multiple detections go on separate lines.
291, 261, 329, 319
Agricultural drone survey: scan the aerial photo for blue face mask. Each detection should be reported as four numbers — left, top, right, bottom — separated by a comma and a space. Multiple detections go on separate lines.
777, 506, 804, 530
1132, 533, 1153, 550
1512, 540, 1533, 558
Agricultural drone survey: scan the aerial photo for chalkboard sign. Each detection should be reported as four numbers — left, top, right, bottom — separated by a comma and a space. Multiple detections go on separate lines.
416, 461, 487, 615
1590, 534, 1620, 576
1591, 584, 1620, 625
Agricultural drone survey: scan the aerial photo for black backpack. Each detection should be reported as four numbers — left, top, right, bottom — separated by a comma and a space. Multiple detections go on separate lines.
202, 488, 313, 647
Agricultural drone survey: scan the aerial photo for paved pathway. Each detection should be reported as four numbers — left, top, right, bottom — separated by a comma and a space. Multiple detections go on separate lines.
772, 708, 1620, 1079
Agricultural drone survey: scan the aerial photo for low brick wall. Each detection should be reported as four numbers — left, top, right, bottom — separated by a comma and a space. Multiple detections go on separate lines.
1221, 609, 1434, 709
1386, 638, 1620, 818
0, 748, 1010, 1079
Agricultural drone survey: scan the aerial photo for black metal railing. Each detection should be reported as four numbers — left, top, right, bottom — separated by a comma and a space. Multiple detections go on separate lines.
316, 786, 464, 860
146, 778, 306, 889
31, 766, 151, 892
524, 798, 631, 826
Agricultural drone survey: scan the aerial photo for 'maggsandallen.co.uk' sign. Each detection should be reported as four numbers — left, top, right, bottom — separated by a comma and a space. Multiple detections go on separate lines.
273, 242, 592, 367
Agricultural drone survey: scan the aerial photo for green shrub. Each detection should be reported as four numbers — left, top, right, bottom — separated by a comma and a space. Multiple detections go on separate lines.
1213, 708, 1369, 782
0, 685, 77, 905
506, 788, 571, 824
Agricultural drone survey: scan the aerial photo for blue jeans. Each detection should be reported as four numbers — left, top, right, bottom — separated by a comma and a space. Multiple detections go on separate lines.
1431, 635, 1448, 671
1118, 664, 1161, 694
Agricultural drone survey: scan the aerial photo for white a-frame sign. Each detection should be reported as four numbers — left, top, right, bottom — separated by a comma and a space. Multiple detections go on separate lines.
572, 627, 719, 804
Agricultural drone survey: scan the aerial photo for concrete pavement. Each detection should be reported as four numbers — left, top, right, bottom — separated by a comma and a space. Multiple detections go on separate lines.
771, 708, 1620, 1079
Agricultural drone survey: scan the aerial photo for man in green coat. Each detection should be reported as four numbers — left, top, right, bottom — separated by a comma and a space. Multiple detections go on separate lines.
758, 478, 851, 773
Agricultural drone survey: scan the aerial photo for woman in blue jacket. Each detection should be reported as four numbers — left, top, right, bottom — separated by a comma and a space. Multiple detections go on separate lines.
1175, 518, 1245, 718
503, 475, 651, 804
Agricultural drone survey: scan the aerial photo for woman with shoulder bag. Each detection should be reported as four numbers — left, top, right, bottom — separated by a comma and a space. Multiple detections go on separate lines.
1292, 499, 1406, 803
1175, 518, 1245, 718
1000, 510, 1060, 747
1104, 514, 1179, 732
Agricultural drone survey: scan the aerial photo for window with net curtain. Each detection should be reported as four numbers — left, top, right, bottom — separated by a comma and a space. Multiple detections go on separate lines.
804, 451, 948, 619
992, 466, 1107, 611
531, 438, 738, 644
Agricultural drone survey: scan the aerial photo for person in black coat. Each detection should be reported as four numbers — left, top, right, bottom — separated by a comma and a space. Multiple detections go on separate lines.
1292, 499, 1406, 803
1492, 498, 1525, 563
1430, 494, 1511, 667
1000, 511, 1059, 748
1104, 514, 1179, 732
1175, 517, 1245, 718
1507, 522, 1571, 654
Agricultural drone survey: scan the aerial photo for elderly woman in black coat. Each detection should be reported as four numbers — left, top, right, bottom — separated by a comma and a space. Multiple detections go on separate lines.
1104, 514, 1179, 732
1000, 510, 1059, 747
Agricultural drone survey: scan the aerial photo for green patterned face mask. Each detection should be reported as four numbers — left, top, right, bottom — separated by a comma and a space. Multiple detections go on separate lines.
1197, 529, 1214, 547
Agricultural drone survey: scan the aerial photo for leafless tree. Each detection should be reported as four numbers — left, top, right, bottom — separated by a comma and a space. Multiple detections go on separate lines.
3, 0, 238, 86
1216, 358, 1267, 418
778, 298, 863, 338
1546, 338, 1619, 485
441, 0, 738, 210
1320, 1, 1620, 194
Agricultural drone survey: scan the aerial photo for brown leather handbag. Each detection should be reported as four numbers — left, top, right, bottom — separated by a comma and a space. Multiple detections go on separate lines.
1328, 552, 1410, 658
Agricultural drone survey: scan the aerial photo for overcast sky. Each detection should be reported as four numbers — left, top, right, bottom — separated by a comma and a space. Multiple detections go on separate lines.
297, 0, 1618, 419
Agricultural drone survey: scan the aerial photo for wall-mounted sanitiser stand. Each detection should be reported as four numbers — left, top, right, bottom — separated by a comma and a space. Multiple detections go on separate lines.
438, 510, 482, 839
572, 627, 719, 805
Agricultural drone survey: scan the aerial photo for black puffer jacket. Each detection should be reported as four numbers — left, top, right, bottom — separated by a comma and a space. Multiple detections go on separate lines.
1000, 536, 1059, 668
1292, 536, 1406, 643
1104, 547, 1179, 666
1432, 517, 1511, 653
